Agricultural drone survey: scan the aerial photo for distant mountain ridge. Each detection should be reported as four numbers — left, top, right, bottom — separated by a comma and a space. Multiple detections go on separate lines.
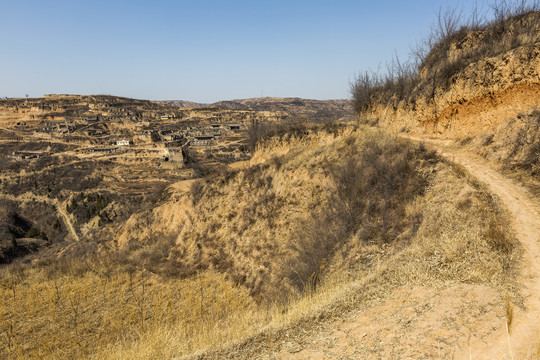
159, 97, 354, 122
159, 100, 207, 108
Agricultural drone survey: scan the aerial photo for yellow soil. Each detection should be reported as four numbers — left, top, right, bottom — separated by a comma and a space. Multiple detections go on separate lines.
412, 137, 540, 359
423, 83, 540, 137
276, 135, 540, 359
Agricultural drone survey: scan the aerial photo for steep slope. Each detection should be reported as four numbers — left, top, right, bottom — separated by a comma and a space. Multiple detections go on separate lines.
351, 6, 540, 205
353, 10, 540, 140
118, 126, 435, 298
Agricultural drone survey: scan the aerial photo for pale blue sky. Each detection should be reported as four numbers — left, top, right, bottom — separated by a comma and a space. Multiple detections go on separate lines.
1, 0, 485, 102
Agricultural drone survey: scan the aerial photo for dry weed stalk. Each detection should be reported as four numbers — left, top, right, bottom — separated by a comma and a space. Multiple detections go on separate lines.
506, 294, 514, 360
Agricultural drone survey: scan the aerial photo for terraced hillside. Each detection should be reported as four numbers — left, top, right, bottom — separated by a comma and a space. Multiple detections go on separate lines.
161, 97, 354, 123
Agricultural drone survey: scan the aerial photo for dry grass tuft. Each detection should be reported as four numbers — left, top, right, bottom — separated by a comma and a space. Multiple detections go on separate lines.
506, 293, 514, 333
488, 219, 514, 254
506, 293, 515, 359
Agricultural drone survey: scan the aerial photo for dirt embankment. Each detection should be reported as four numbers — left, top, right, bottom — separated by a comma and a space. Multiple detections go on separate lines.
364, 16, 540, 192
372, 44, 540, 138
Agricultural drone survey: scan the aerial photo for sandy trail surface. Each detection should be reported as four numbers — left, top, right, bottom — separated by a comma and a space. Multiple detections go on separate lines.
278, 136, 540, 359
411, 137, 540, 359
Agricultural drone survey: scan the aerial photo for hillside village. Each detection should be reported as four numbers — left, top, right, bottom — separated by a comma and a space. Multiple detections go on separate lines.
0, 95, 292, 168
0, 95, 346, 264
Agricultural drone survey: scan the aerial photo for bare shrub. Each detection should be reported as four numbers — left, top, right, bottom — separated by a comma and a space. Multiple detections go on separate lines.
352, 1, 540, 115
386, 54, 419, 103
350, 71, 381, 114
247, 120, 308, 151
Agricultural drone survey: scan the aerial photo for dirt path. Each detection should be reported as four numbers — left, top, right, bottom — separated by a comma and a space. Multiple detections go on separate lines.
276, 136, 540, 359
0, 192, 81, 242
53, 197, 81, 242
409, 136, 540, 359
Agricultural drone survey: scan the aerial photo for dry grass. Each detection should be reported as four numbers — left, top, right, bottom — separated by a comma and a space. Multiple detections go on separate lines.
167, 125, 434, 298
177, 156, 519, 359
0, 125, 520, 359
506, 294, 515, 359
0, 261, 255, 359
506, 293, 515, 333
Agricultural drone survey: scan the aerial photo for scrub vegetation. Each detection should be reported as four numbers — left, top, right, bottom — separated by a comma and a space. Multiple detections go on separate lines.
0, 125, 518, 359
351, 1, 540, 114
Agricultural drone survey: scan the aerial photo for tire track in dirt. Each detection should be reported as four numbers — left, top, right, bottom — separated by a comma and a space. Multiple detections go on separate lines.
409, 136, 540, 359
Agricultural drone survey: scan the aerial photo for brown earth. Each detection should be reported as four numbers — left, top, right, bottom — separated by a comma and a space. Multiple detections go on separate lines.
423, 83, 540, 137
276, 136, 540, 360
